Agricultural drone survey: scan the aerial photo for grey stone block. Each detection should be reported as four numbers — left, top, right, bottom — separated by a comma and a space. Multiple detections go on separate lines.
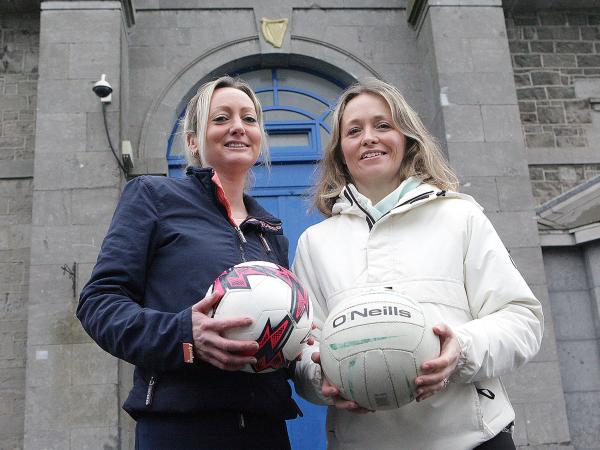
531, 71, 560, 86
430, 6, 507, 39
550, 290, 596, 341
537, 27, 580, 40
517, 87, 547, 100
25, 344, 72, 387
576, 54, 600, 67
85, 110, 120, 153
70, 426, 120, 450
68, 42, 121, 80
537, 106, 564, 124
556, 41, 594, 54
485, 211, 540, 248
23, 428, 69, 450
481, 105, 522, 142
470, 37, 512, 70
542, 247, 588, 293
31, 190, 71, 227
505, 362, 565, 404
557, 339, 600, 392
564, 391, 600, 449
513, 54, 542, 68
32, 151, 121, 190
71, 188, 119, 226
430, 37, 474, 73
25, 383, 117, 430
458, 176, 500, 212
130, 27, 190, 47
546, 87, 575, 99
27, 263, 74, 306
26, 297, 90, 346
526, 132, 555, 148
523, 400, 571, 446
542, 54, 576, 67
440, 72, 517, 105
530, 41, 554, 53
583, 241, 600, 288
564, 100, 591, 124
71, 343, 118, 386
496, 175, 535, 211
448, 142, 529, 177
581, 26, 600, 40
29, 224, 111, 266
37, 42, 69, 80
41, 9, 121, 44
443, 105, 484, 142
514, 73, 531, 87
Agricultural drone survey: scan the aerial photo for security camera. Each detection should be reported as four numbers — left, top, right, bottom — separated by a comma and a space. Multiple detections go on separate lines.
93, 74, 113, 103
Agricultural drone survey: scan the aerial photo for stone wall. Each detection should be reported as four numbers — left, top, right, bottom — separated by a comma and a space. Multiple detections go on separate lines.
505, 10, 600, 204
543, 245, 600, 450
0, 12, 38, 450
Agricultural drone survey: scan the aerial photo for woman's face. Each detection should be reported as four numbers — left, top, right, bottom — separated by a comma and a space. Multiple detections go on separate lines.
199, 87, 262, 175
340, 93, 407, 197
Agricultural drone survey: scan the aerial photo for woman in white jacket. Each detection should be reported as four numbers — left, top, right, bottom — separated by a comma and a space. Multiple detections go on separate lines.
292, 78, 543, 450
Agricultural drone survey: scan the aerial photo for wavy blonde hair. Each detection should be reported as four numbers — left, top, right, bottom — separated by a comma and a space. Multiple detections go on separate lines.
182, 76, 269, 169
314, 78, 459, 216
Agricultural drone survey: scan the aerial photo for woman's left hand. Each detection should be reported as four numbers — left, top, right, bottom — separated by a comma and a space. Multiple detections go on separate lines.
414, 323, 460, 402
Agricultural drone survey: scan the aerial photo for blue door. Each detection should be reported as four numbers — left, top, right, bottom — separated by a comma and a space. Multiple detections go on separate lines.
168, 68, 346, 450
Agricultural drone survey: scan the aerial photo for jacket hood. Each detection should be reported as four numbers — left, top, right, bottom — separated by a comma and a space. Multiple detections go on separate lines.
333, 182, 481, 225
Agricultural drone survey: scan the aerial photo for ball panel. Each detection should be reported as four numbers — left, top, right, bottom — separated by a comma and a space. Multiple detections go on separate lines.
364, 350, 398, 410
324, 322, 425, 360
339, 353, 368, 408
385, 349, 418, 406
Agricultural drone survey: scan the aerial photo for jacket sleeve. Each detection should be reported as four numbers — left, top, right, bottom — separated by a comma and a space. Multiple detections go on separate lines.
452, 206, 544, 383
77, 177, 194, 372
291, 232, 334, 405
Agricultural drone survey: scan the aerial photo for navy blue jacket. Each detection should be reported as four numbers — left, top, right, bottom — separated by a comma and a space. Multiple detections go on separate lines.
77, 167, 299, 420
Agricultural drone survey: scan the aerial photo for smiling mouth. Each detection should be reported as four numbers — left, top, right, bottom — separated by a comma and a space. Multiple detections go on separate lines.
360, 151, 386, 160
225, 142, 249, 148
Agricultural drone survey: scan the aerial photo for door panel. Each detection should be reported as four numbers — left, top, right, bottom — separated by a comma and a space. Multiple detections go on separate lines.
251, 169, 327, 450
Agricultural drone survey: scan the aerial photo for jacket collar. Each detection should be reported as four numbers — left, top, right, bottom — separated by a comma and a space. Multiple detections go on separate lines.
334, 182, 480, 228
186, 166, 283, 234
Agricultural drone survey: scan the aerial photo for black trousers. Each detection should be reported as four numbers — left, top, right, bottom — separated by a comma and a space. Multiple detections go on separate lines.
474, 425, 516, 450
135, 411, 291, 450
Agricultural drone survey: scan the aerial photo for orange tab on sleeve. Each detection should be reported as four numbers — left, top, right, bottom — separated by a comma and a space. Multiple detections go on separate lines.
183, 342, 194, 363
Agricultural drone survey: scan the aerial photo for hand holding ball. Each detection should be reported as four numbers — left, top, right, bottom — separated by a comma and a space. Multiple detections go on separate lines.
319, 290, 440, 410
208, 261, 313, 373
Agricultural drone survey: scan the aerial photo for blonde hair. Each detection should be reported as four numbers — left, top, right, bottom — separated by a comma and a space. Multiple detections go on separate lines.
314, 78, 459, 216
182, 76, 269, 169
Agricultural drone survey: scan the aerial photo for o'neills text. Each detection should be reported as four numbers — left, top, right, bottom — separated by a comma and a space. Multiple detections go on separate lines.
332, 305, 411, 328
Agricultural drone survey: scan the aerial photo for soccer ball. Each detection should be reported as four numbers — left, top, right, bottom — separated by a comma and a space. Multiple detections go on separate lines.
319, 290, 440, 410
208, 261, 312, 373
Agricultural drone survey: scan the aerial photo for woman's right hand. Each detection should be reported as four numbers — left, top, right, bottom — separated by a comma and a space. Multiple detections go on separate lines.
311, 351, 371, 414
191, 291, 259, 371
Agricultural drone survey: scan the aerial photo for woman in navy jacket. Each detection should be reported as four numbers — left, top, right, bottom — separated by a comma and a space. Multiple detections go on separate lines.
77, 76, 299, 449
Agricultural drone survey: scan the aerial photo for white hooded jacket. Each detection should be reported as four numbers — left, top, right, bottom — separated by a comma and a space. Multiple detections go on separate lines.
292, 183, 543, 450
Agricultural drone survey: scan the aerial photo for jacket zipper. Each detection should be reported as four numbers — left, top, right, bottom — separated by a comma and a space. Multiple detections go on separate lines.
145, 375, 157, 406
258, 232, 272, 254
234, 225, 247, 262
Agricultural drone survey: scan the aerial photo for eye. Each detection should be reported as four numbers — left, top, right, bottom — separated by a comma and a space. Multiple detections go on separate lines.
376, 122, 392, 129
243, 116, 258, 123
212, 115, 228, 123
346, 127, 361, 136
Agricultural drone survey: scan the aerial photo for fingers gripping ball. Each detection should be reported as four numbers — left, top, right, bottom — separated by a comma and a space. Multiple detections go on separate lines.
208, 261, 313, 373
320, 290, 440, 410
